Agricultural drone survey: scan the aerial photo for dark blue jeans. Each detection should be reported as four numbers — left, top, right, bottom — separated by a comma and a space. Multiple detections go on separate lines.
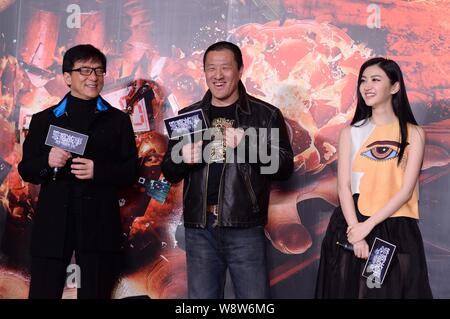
185, 214, 270, 299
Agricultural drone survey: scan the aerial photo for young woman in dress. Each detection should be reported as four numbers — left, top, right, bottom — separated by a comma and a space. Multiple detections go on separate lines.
315, 57, 432, 298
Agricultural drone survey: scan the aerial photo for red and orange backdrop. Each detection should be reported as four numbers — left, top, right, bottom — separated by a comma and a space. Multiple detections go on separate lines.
0, 0, 448, 298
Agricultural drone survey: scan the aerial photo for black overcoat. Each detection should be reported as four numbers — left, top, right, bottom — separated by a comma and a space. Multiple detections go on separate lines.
18, 94, 138, 258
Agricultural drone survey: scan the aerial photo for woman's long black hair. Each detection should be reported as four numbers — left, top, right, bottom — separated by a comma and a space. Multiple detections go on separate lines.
351, 57, 418, 164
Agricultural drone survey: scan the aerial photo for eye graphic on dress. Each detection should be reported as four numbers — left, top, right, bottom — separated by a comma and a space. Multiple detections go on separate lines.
361, 140, 401, 161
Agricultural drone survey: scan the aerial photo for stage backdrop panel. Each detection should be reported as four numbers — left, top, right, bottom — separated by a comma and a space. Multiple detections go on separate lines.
0, 0, 448, 298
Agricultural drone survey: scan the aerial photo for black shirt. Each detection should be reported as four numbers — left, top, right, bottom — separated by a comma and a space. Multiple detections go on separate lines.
66, 94, 96, 134
65, 94, 97, 197
206, 103, 236, 205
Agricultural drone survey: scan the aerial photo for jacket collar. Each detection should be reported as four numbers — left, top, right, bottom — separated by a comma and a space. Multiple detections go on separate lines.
53, 93, 109, 118
200, 80, 251, 115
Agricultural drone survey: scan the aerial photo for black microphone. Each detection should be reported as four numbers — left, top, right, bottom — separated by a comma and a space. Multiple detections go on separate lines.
46, 125, 87, 182
336, 241, 354, 251
53, 167, 58, 180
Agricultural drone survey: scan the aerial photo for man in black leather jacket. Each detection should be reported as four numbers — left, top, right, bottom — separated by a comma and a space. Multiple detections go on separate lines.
161, 41, 293, 299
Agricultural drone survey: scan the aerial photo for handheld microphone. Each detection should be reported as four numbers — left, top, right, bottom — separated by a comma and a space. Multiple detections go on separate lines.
46, 125, 89, 182
336, 241, 354, 251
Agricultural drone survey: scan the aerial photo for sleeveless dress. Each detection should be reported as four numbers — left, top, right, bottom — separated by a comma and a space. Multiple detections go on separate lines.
315, 120, 432, 298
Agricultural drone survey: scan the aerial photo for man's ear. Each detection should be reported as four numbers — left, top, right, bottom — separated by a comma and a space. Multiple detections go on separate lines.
238, 66, 243, 79
391, 81, 400, 95
63, 72, 72, 87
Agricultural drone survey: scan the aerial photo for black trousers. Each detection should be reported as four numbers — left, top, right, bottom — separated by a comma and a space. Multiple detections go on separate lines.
28, 197, 120, 299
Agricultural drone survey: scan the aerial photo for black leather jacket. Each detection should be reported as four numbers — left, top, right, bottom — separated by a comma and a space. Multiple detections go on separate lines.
162, 82, 293, 228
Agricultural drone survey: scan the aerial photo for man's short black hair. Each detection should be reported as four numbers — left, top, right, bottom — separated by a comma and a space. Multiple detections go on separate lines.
203, 41, 243, 70
62, 44, 107, 73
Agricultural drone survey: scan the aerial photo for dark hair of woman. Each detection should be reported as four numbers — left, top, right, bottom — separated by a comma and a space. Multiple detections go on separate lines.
351, 57, 418, 164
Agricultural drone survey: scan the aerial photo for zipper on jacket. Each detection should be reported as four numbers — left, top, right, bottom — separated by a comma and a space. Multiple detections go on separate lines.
216, 163, 226, 226
242, 165, 259, 212
203, 163, 210, 227
234, 102, 258, 212
183, 175, 191, 202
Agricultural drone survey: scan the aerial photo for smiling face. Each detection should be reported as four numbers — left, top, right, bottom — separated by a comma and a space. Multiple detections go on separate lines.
63, 59, 105, 100
359, 64, 399, 109
204, 49, 243, 107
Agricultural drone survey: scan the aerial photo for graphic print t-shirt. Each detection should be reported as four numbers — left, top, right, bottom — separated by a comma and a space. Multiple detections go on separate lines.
206, 103, 236, 205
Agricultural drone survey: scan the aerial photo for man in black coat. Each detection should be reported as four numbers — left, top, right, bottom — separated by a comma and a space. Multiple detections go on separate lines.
161, 41, 293, 298
18, 44, 138, 299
